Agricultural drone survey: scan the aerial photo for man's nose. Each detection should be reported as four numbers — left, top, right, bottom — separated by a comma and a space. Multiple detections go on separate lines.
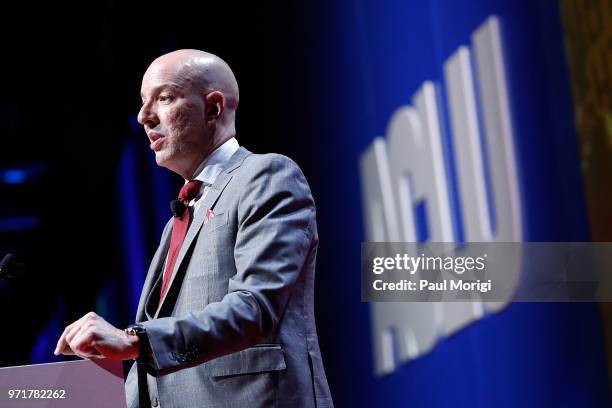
137, 102, 159, 128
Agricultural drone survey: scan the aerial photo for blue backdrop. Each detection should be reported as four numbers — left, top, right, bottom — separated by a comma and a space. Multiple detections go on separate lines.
304, 0, 610, 407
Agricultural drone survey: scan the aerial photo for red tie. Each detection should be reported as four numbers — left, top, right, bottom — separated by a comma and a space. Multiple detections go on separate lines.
160, 180, 203, 301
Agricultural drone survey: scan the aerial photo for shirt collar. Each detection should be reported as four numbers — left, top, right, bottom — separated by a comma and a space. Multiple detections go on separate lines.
189, 137, 240, 186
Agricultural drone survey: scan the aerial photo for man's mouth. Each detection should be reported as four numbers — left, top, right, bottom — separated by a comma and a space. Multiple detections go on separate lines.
150, 137, 165, 151
148, 132, 165, 151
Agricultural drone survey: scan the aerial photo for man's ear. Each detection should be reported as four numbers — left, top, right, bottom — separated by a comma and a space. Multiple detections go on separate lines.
205, 91, 225, 122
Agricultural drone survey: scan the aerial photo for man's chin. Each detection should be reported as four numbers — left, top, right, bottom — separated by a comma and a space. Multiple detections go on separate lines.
155, 150, 172, 165
155, 153, 173, 169
155, 153, 183, 175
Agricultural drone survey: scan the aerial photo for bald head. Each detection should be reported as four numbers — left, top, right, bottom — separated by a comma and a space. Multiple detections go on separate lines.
138, 49, 240, 179
147, 49, 239, 111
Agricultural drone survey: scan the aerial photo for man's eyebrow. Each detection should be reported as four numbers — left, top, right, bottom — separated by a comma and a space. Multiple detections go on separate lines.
141, 84, 180, 99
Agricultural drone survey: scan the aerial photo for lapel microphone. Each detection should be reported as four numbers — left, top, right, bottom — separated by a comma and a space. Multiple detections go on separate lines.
170, 199, 187, 218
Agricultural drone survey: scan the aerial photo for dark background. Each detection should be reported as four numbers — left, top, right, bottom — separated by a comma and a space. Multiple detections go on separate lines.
0, 0, 327, 365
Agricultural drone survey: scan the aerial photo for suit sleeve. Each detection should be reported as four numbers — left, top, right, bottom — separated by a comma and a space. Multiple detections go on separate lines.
139, 155, 315, 376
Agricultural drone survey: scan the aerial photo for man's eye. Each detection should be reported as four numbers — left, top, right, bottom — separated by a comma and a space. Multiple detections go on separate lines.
158, 94, 174, 103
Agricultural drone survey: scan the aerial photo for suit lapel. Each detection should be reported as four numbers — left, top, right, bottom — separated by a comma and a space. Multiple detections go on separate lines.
154, 147, 251, 317
136, 219, 172, 322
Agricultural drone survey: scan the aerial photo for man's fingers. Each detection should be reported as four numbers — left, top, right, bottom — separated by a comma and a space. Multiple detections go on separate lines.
63, 322, 87, 351
68, 313, 105, 359
54, 323, 75, 355
55, 313, 88, 353
54, 312, 97, 356
72, 344, 101, 360
69, 323, 97, 356
82, 341, 104, 359
57, 344, 75, 356
54, 311, 113, 360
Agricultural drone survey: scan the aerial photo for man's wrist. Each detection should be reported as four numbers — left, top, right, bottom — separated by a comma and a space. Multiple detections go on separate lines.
123, 331, 140, 360
124, 324, 147, 361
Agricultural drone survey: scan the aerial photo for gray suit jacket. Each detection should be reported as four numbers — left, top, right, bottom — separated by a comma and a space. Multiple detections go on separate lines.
125, 147, 333, 408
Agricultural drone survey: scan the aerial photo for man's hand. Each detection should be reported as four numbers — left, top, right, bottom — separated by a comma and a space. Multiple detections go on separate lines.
54, 312, 139, 361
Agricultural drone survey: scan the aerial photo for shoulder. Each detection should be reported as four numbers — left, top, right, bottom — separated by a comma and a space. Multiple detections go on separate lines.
231, 150, 317, 236
233, 151, 314, 208
241, 152, 304, 175
237, 152, 310, 189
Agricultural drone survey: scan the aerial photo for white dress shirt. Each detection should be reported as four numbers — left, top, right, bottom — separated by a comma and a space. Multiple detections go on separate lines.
187, 137, 240, 215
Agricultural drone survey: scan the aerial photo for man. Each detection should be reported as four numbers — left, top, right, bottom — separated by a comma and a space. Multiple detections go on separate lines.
54, 49, 333, 408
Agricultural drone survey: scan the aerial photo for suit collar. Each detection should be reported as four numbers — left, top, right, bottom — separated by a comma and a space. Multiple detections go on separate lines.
222, 146, 251, 174
191, 137, 240, 186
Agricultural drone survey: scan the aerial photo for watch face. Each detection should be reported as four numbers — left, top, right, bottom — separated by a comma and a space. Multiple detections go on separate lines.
126, 324, 145, 335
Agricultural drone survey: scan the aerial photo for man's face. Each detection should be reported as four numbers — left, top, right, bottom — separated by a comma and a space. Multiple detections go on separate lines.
137, 62, 211, 178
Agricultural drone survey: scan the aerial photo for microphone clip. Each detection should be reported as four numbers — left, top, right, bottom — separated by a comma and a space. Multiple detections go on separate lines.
170, 199, 187, 218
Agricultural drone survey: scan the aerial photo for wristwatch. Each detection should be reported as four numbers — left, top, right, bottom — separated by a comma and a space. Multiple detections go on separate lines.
125, 324, 148, 361
125, 323, 146, 337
